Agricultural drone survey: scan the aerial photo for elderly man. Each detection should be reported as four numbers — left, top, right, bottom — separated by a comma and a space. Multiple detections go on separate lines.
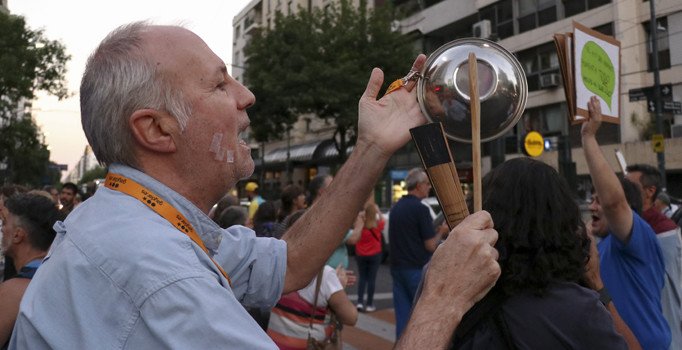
389, 168, 442, 337
10, 22, 500, 349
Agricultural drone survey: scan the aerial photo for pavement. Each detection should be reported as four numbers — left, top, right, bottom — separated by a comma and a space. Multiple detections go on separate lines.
342, 308, 396, 350
341, 259, 398, 350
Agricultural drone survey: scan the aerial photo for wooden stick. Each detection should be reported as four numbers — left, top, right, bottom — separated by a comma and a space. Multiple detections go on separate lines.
410, 123, 470, 229
469, 53, 482, 213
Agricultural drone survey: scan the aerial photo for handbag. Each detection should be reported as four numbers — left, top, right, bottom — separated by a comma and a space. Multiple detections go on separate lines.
306, 269, 341, 350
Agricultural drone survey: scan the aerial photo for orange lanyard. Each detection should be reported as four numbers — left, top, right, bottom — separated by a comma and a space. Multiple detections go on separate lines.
104, 173, 232, 286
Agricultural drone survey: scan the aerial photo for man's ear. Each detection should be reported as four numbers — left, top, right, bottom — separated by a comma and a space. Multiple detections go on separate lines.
129, 109, 179, 153
644, 186, 657, 201
12, 225, 27, 244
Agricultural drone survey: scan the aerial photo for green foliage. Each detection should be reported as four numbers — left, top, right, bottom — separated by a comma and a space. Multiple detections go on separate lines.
0, 12, 71, 121
0, 12, 71, 187
79, 166, 107, 185
0, 117, 54, 186
244, 0, 415, 159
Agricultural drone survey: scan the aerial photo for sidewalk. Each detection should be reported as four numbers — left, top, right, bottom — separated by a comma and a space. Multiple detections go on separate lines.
342, 308, 396, 350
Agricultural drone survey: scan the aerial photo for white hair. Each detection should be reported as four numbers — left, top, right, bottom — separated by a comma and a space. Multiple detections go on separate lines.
80, 21, 193, 167
405, 168, 427, 191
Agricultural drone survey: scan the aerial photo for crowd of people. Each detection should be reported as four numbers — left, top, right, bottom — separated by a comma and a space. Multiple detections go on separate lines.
0, 20, 681, 350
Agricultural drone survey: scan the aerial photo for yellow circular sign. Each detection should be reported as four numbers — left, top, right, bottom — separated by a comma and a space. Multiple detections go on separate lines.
524, 131, 544, 157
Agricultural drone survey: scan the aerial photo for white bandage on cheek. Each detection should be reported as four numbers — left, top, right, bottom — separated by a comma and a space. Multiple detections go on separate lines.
209, 132, 235, 163
225, 150, 234, 163
210, 133, 222, 154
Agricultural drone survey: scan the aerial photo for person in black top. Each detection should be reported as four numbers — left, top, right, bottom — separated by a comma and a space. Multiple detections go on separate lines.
450, 157, 633, 349
0, 193, 64, 347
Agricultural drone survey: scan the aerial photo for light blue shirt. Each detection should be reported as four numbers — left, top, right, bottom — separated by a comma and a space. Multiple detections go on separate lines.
10, 164, 287, 349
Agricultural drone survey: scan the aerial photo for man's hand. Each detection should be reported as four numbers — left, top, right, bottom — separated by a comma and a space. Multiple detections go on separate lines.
357, 54, 428, 158
336, 265, 356, 288
396, 211, 500, 349
423, 210, 500, 309
581, 96, 603, 138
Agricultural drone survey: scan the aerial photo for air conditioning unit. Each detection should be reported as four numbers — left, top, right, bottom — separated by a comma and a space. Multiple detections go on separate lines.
540, 73, 560, 89
473, 20, 492, 39
672, 124, 682, 138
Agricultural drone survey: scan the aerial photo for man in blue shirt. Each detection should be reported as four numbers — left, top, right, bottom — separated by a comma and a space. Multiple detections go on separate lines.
582, 96, 671, 349
10, 22, 502, 349
389, 168, 441, 338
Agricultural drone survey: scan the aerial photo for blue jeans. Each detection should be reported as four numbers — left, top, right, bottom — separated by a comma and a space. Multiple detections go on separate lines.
391, 268, 423, 339
355, 253, 382, 306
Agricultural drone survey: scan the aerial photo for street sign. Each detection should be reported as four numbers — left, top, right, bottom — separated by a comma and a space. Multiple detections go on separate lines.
652, 134, 664, 153
663, 101, 682, 115
524, 131, 544, 157
390, 170, 408, 180
629, 83, 672, 102
648, 100, 656, 112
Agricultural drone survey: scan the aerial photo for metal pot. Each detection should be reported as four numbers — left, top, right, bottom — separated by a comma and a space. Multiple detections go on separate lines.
416, 38, 528, 143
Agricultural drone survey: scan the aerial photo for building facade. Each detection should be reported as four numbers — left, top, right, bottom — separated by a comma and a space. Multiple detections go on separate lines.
233, 0, 682, 203
63, 146, 98, 184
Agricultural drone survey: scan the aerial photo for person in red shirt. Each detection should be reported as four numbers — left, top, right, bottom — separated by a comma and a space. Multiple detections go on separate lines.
352, 201, 385, 312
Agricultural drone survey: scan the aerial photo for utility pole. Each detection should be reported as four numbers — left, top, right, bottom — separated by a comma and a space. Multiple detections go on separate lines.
649, 0, 667, 188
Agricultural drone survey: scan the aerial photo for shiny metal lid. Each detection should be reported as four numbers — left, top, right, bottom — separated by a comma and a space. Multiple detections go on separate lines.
416, 38, 528, 143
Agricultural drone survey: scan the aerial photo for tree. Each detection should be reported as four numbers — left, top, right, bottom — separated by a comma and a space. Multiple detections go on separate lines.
0, 117, 55, 186
244, 0, 415, 162
0, 12, 70, 121
0, 12, 70, 186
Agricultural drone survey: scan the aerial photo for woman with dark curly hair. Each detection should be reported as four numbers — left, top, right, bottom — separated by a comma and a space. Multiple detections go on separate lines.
450, 157, 630, 349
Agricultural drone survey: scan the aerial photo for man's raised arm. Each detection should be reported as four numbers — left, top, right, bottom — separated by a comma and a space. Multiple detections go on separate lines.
581, 96, 633, 242
281, 54, 428, 292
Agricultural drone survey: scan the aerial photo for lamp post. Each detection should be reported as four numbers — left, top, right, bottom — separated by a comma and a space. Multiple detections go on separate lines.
285, 126, 291, 183
649, 0, 667, 188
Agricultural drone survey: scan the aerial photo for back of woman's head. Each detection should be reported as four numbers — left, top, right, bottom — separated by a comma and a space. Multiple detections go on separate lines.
364, 202, 378, 229
482, 158, 589, 296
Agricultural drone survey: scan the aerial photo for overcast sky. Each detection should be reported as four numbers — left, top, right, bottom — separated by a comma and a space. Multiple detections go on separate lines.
9, 0, 252, 178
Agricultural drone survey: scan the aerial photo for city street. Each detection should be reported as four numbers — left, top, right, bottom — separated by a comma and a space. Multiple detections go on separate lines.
342, 257, 397, 350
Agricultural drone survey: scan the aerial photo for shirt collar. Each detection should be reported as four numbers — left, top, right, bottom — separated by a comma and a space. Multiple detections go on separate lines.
109, 164, 224, 255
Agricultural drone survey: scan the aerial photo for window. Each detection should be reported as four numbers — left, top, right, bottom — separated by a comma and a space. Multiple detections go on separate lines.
645, 17, 671, 71
476, 0, 612, 37
479, 0, 513, 40
516, 42, 560, 92
522, 103, 566, 136
504, 103, 568, 154
517, 0, 557, 34
564, 0, 609, 17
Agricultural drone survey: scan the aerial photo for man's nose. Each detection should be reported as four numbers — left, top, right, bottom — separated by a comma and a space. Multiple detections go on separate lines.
235, 82, 255, 110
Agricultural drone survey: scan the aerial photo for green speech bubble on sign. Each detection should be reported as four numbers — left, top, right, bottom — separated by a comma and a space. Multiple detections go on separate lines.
581, 41, 615, 109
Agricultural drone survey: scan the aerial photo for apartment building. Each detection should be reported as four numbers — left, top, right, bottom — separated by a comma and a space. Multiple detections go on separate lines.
233, 0, 682, 201
0, 0, 8, 14
63, 146, 98, 184
232, 0, 377, 193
